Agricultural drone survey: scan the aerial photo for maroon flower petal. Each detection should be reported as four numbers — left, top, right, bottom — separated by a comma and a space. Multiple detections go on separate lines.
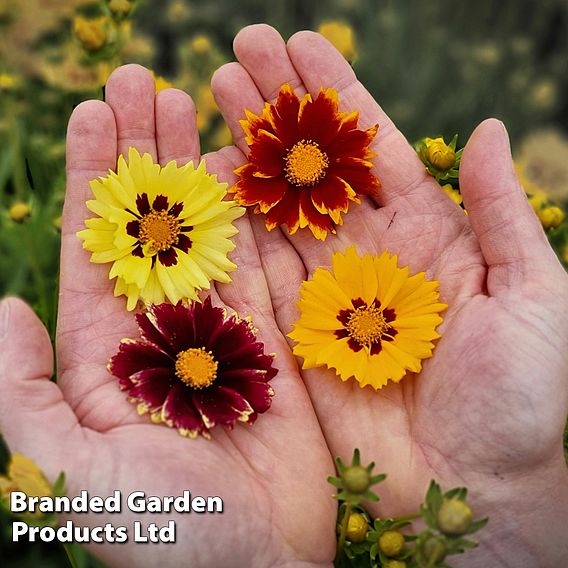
136, 193, 151, 215
152, 195, 169, 211
127, 368, 174, 411
221, 378, 274, 414
264, 187, 300, 233
192, 386, 254, 429
337, 308, 352, 326
310, 175, 350, 215
148, 302, 198, 352
158, 247, 178, 267
248, 130, 286, 176
233, 172, 288, 212
269, 84, 301, 147
347, 337, 363, 352
126, 220, 140, 238
331, 157, 380, 196
132, 244, 144, 258
162, 384, 206, 435
169, 201, 183, 218
109, 340, 173, 380
135, 312, 176, 356
327, 123, 378, 161
298, 90, 342, 147
352, 297, 366, 309
299, 190, 336, 239
176, 234, 192, 253
334, 328, 349, 339
370, 341, 383, 355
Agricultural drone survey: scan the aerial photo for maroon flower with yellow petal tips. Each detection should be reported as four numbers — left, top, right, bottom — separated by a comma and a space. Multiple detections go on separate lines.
233, 83, 380, 240
108, 297, 277, 438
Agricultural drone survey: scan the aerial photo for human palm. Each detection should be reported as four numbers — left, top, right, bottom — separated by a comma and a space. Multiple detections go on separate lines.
211, 25, 568, 524
0, 65, 335, 567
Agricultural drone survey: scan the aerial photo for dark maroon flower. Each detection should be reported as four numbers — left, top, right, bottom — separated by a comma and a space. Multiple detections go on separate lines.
108, 297, 277, 438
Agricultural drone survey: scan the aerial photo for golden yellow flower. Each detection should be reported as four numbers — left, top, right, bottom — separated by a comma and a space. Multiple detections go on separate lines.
537, 205, 565, 230
73, 16, 108, 52
318, 21, 357, 62
0, 453, 52, 506
196, 84, 219, 132
77, 147, 244, 310
379, 530, 405, 557
289, 247, 446, 390
9, 202, 31, 223
108, 0, 132, 17
441, 184, 462, 206
150, 71, 173, 93
191, 34, 212, 55
0, 73, 18, 90
424, 137, 456, 171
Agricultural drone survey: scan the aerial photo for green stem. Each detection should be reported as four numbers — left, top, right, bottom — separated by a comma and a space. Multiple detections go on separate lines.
335, 502, 352, 563
23, 225, 49, 324
393, 511, 422, 524
62, 543, 79, 568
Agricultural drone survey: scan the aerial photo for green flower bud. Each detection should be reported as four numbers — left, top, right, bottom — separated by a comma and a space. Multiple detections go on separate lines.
342, 465, 370, 494
437, 498, 473, 536
419, 533, 447, 565
378, 530, 405, 557
346, 512, 368, 543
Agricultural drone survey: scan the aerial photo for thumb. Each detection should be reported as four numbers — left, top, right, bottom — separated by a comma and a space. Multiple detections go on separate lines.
0, 297, 80, 480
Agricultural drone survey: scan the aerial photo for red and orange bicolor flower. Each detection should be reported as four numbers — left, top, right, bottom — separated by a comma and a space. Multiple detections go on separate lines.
233, 84, 380, 240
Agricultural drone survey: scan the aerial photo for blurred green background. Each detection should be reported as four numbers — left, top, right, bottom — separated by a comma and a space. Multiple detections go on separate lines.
0, 0, 567, 566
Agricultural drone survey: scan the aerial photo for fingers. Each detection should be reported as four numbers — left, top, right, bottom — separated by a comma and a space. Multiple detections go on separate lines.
105, 64, 157, 161
460, 119, 561, 293
155, 88, 200, 166
0, 298, 81, 478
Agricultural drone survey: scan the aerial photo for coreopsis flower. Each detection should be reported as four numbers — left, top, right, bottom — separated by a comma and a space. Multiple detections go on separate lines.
77, 147, 244, 310
109, 298, 277, 438
234, 84, 380, 240
318, 21, 357, 62
73, 16, 108, 52
0, 453, 52, 505
289, 246, 446, 389
346, 512, 369, 543
150, 70, 173, 93
9, 202, 31, 223
416, 135, 462, 184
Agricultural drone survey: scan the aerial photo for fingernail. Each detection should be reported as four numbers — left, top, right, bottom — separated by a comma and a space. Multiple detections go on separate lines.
0, 299, 10, 340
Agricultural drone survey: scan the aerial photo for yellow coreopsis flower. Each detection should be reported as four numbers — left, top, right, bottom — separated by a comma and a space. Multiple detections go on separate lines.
441, 184, 463, 206
0, 453, 52, 506
191, 34, 212, 55
424, 138, 456, 171
290, 247, 446, 390
318, 21, 357, 62
77, 148, 244, 310
73, 16, 108, 52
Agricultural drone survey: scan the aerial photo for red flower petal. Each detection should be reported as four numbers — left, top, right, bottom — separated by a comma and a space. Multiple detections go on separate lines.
299, 190, 336, 240
233, 173, 288, 213
248, 130, 285, 177
240, 106, 274, 143
222, 378, 274, 414
135, 312, 176, 356
298, 88, 342, 147
192, 385, 254, 429
269, 84, 301, 147
264, 187, 301, 233
331, 157, 380, 196
148, 303, 198, 352
310, 175, 351, 219
169, 201, 183, 218
162, 384, 206, 435
127, 367, 174, 411
126, 220, 140, 237
109, 341, 173, 380
327, 123, 378, 160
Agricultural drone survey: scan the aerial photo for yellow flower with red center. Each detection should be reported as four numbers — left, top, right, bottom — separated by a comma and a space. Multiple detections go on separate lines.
289, 247, 446, 389
78, 147, 244, 310
233, 84, 380, 240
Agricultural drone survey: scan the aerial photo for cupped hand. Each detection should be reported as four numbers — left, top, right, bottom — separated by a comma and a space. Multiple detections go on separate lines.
212, 25, 568, 565
0, 65, 336, 568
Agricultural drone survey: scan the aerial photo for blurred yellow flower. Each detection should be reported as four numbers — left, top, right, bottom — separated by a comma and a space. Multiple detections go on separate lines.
318, 21, 357, 62
424, 137, 456, 171
0, 73, 18, 90
196, 84, 219, 132
0, 453, 52, 506
9, 202, 31, 223
537, 205, 565, 230
515, 129, 568, 203
108, 0, 132, 17
191, 34, 212, 55
73, 16, 108, 52
151, 71, 173, 93
210, 122, 233, 149
529, 79, 557, 111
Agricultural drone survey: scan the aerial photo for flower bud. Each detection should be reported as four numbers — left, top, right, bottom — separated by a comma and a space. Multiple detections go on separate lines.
424, 137, 456, 171
384, 561, 406, 568
378, 530, 405, 557
418, 533, 447, 565
73, 16, 107, 52
108, 0, 132, 17
537, 205, 565, 230
437, 498, 473, 536
342, 465, 370, 494
345, 512, 368, 543
9, 202, 31, 223
191, 34, 212, 55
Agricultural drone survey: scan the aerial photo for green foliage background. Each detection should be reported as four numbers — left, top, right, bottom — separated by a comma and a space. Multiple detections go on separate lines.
0, 0, 567, 566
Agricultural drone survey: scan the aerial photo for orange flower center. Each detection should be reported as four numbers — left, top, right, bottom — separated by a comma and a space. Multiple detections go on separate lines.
175, 347, 218, 389
139, 210, 180, 253
347, 306, 389, 345
284, 140, 329, 187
